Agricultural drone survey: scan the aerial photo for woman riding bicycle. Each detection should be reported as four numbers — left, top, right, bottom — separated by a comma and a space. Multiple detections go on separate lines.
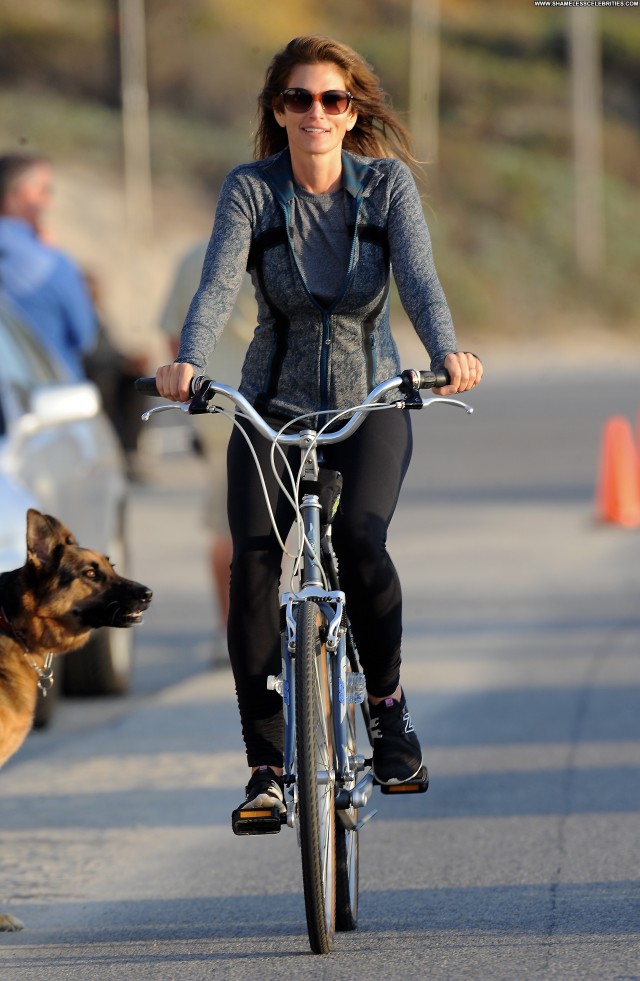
154, 35, 483, 819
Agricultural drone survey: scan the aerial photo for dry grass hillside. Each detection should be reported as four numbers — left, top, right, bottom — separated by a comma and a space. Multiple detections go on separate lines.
2, 0, 639, 365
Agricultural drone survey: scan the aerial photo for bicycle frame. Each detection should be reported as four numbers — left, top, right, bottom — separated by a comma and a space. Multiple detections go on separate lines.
277, 434, 365, 821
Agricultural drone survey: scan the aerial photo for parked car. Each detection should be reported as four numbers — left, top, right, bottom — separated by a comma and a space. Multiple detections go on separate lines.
0, 296, 134, 722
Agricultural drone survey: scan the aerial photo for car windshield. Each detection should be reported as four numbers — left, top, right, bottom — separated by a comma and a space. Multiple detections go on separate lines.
0, 302, 66, 431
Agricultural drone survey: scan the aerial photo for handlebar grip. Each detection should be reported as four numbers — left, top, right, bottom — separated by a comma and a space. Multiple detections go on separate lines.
400, 369, 451, 391
134, 377, 160, 396
419, 369, 450, 389
134, 375, 212, 398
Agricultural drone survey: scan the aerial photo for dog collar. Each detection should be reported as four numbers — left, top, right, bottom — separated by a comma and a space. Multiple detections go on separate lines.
0, 607, 55, 696
24, 651, 55, 696
0, 607, 17, 639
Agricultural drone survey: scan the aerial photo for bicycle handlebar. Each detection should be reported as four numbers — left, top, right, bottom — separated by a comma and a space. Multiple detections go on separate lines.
134, 367, 464, 447
134, 368, 450, 400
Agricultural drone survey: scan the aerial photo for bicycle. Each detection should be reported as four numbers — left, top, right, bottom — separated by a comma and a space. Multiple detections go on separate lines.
135, 367, 472, 954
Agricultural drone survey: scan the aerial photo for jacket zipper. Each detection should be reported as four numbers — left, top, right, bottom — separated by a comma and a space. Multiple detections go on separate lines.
283, 194, 363, 412
320, 196, 363, 410
370, 334, 378, 388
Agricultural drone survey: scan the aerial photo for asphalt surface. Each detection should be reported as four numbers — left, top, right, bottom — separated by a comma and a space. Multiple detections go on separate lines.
0, 359, 639, 979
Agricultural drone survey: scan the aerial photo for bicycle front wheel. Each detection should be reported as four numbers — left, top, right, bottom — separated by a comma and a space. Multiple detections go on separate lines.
295, 600, 336, 955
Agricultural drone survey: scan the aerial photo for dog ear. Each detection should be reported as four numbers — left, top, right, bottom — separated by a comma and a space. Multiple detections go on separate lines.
26, 509, 75, 568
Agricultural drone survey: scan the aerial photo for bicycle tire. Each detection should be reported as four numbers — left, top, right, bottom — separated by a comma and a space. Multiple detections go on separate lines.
295, 599, 336, 954
323, 545, 360, 930
335, 686, 359, 931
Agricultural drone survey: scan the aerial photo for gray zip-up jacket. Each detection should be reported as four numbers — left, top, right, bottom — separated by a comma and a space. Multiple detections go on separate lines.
177, 147, 458, 420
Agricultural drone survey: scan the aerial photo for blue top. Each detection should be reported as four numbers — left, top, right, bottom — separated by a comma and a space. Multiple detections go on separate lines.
0, 217, 97, 379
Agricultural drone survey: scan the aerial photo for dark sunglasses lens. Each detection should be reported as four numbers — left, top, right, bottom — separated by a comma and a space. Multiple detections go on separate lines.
282, 89, 312, 112
322, 91, 350, 114
281, 89, 351, 114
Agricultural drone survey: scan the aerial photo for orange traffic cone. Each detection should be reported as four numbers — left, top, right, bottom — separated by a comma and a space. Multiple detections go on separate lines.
595, 415, 640, 527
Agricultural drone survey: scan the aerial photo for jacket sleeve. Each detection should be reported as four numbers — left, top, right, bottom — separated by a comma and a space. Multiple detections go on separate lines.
177, 169, 253, 372
387, 161, 458, 370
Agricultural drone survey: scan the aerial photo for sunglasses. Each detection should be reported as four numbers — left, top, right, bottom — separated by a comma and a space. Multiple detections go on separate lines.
280, 88, 353, 115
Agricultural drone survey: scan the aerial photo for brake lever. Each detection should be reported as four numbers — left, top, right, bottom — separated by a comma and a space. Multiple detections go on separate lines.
141, 403, 191, 421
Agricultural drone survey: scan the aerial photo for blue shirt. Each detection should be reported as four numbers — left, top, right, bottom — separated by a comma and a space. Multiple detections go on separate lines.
0, 217, 97, 379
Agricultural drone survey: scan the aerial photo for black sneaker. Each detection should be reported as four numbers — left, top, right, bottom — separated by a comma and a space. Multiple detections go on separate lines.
237, 766, 286, 814
368, 692, 423, 785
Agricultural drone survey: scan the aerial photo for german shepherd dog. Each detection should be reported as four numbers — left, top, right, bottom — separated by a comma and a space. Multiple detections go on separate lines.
0, 509, 152, 931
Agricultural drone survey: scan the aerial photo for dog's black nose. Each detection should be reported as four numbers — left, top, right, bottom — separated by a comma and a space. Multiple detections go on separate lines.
138, 586, 153, 604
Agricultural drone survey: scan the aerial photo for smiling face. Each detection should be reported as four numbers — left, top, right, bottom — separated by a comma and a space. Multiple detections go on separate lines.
273, 61, 358, 171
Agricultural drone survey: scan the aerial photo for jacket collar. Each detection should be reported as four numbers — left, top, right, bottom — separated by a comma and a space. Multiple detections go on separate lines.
262, 147, 381, 206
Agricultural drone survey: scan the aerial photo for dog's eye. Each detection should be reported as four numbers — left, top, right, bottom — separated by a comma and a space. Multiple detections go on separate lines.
84, 567, 97, 580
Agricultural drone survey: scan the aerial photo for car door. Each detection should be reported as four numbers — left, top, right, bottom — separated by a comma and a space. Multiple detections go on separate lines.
0, 302, 126, 553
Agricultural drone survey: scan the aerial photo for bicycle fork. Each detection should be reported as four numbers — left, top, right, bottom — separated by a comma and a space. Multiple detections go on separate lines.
277, 485, 376, 831
276, 590, 370, 819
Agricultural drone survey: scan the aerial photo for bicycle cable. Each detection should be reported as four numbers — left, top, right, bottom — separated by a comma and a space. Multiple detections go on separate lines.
269, 400, 400, 590
199, 392, 405, 594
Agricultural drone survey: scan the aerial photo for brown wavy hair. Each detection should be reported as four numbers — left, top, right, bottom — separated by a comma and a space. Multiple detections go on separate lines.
254, 36, 414, 165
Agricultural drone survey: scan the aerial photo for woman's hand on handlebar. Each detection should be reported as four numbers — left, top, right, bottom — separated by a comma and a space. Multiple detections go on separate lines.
155, 362, 196, 402
435, 352, 483, 396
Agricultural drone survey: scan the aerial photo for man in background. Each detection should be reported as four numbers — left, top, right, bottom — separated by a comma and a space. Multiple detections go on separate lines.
0, 152, 97, 379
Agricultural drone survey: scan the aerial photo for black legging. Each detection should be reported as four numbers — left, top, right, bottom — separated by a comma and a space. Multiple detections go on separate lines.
226, 409, 413, 767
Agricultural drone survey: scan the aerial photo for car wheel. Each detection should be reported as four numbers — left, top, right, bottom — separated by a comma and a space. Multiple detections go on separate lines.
62, 625, 133, 696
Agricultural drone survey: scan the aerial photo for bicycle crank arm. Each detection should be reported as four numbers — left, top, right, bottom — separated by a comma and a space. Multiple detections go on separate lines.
335, 770, 376, 810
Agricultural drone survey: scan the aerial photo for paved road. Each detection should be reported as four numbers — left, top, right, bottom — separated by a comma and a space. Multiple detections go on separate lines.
1, 361, 639, 979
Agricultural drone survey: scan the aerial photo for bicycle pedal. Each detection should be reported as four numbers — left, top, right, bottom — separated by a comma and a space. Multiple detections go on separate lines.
378, 766, 429, 795
231, 805, 284, 836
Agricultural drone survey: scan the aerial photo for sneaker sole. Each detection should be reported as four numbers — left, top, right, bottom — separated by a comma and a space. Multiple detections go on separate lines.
242, 792, 286, 812
372, 759, 424, 786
